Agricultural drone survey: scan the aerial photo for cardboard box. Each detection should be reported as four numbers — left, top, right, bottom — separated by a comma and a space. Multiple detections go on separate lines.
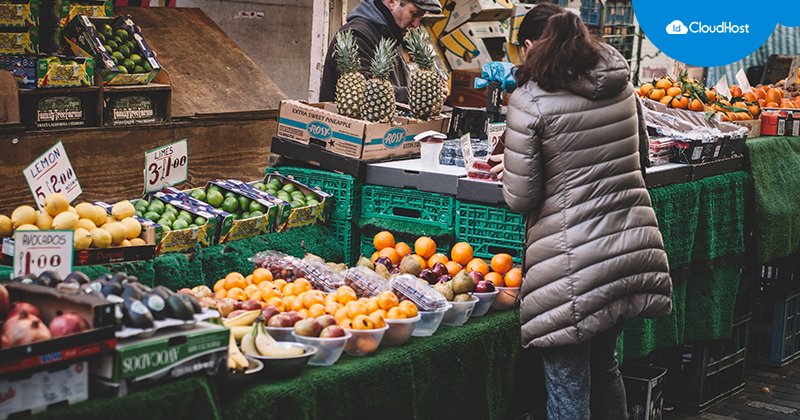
255, 174, 332, 231
1, 236, 153, 266
0, 54, 36, 88
57, 0, 113, 27
366, 158, 467, 195
37, 56, 94, 88
440, 0, 513, 35
504, 42, 522, 65
761, 110, 800, 136
507, 3, 533, 44
439, 21, 508, 71
130, 194, 220, 254
0, 0, 39, 27
90, 321, 228, 396
63, 15, 161, 85
18, 86, 101, 129
0, 26, 37, 54
0, 362, 88, 418
101, 83, 171, 126
277, 100, 449, 161
270, 135, 370, 179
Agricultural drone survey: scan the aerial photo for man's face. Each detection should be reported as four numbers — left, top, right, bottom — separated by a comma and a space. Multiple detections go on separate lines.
388, 0, 426, 33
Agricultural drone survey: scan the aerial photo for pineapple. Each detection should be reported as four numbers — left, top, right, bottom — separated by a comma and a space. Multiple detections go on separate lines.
362, 38, 398, 123
405, 28, 444, 121
333, 30, 366, 119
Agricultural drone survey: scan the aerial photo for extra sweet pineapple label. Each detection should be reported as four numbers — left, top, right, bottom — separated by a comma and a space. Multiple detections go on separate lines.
0, 0, 39, 27
0, 26, 37, 54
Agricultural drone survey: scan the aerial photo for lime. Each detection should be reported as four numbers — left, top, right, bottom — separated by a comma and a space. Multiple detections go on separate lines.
163, 212, 176, 223
129, 53, 142, 65
134, 200, 148, 211
147, 200, 165, 213
172, 219, 189, 230
164, 203, 176, 212
238, 196, 251, 212
207, 185, 222, 194
222, 197, 239, 213
241, 212, 250, 219
224, 191, 237, 199
117, 65, 128, 74
190, 189, 206, 201
178, 210, 192, 219
134, 211, 142, 218
206, 190, 224, 207
157, 218, 172, 228
102, 24, 113, 34
161, 225, 171, 232
106, 40, 118, 49
119, 44, 131, 57
249, 201, 265, 213
115, 29, 129, 41
123, 58, 135, 69
305, 193, 317, 201
194, 216, 206, 226
291, 190, 304, 197
268, 179, 281, 187
282, 184, 297, 193
307, 200, 319, 206
250, 210, 263, 217
142, 61, 153, 72
144, 211, 161, 222
266, 189, 277, 196
133, 65, 145, 74
252, 182, 265, 190
291, 201, 304, 208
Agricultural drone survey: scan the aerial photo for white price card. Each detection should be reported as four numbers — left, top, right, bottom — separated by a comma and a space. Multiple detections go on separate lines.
23, 141, 82, 210
460, 133, 474, 169
735, 68, 752, 93
715, 75, 731, 99
13, 230, 74, 279
144, 139, 188, 193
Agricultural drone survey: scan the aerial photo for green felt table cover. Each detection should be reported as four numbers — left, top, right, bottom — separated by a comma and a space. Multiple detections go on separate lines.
745, 136, 800, 263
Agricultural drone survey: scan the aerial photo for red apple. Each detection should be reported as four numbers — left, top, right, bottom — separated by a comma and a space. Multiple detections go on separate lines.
316, 314, 336, 328
475, 280, 496, 293
320, 325, 346, 338
226, 309, 248, 320
241, 299, 262, 311
268, 314, 294, 328
216, 298, 236, 317
419, 269, 438, 285
468, 271, 484, 285
431, 262, 449, 278
49, 312, 90, 338
293, 318, 322, 337
260, 305, 280, 323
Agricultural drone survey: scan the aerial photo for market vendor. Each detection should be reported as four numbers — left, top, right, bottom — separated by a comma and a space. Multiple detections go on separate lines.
319, 0, 442, 104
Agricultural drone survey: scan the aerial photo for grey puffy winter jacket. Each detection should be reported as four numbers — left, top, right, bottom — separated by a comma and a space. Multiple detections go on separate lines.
503, 45, 673, 348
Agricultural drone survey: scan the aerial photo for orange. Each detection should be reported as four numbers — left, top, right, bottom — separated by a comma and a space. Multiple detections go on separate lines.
490, 253, 514, 274
379, 247, 401, 265
748, 105, 761, 117
742, 92, 756, 102
366, 297, 380, 313
282, 282, 295, 297
249, 291, 264, 303
302, 290, 325, 308
705, 89, 716, 103
466, 258, 489, 276
639, 83, 654, 97
648, 88, 665, 101
398, 300, 418, 318
766, 88, 783, 104
346, 301, 369, 318
266, 296, 284, 309
370, 251, 380, 262
752, 87, 766, 101
298, 309, 309, 319
273, 279, 287, 289
224, 272, 246, 290
411, 254, 427, 269
334, 307, 350, 323
689, 98, 704, 112
245, 274, 254, 285
671, 95, 689, 109
730, 85, 743, 98
377, 291, 399, 310
252, 268, 273, 284
213, 279, 226, 292
666, 86, 682, 97
485, 272, 504, 287
766, 101, 779, 108
386, 307, 406, 319
373, 231, 395, 251
335, 286, 357, 305
244, 284, 259, 297
451, 242, 474, 266
294, 278, 312, 293
660, 95, 674, 106
445, 261, 463, 276
655, 78, 672, 89
732, 101, 747, 109
227, 287, 246, 301
414, 236, 437, 258
368, 312, 386, 328
427, 253, 449, 267
214, 289, 227, 300
308, 303, 326, 318
291, 296, 306, 311
325, 301, 342, 315
394, 242, 412, 257
504, 268, 522, 288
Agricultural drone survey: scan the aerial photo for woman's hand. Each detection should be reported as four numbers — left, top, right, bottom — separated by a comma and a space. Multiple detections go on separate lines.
489, 154, 504, 181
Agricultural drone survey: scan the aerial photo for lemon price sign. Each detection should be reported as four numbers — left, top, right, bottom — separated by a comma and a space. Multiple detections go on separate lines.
144, 139, 188, 193
12, 230, 74, 279
23, 141, 82, 210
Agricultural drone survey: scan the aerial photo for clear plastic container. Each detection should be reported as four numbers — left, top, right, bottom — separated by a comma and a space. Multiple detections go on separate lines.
471, 290, 500, 317
441, 296, 479, 326
294, 259, 346, 292
250, 251, 344, 292
344, 266, 392, 297
412, 304, 451, 337
265, 326, 295, 342
250, 251, 302, 281
391, 274, 449, 312
343, 326, 389, 356
382, 314, 421, 346
491, 287, 520, 311
291, 330, 351, 366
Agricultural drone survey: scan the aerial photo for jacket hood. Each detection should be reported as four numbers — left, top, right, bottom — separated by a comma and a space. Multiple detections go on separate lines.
347, 0, 404, 41
564, 44, 631, 101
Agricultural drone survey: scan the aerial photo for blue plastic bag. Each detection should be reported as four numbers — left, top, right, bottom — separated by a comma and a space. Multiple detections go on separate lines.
473, 62, 517, 93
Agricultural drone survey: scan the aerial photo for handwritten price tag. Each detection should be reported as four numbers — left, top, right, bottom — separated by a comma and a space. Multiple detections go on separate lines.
23, 141, 82, 210
144, 139, 188, 193
13, 230, 74, 279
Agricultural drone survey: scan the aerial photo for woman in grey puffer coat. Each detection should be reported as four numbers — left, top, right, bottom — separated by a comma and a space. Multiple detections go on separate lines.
499, 4, 673, 419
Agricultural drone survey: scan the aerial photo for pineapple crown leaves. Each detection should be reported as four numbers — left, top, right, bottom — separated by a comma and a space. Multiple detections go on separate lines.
334, 30, 360, 74
404, 28, 435, 70
369, 38, 398, 81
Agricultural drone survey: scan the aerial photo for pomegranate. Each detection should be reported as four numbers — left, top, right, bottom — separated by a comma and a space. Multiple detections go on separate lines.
2, 310, 51, 347
0, 284, 8, 317
8, 302, 40, 319
49, 312, 90, 338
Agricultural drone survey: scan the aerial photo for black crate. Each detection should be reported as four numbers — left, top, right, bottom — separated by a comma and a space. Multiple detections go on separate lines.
101, 83, 171, 126
749, 292, 800, 367
754, 252, 800, 298
661, 318, 749, 412
621, 364, 667, 420
18, 86, 101, 129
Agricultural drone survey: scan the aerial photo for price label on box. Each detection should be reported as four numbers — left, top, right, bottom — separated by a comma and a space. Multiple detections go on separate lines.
144, 139, 188, 193
13, 230, 74, 279
23, 141, 82, 210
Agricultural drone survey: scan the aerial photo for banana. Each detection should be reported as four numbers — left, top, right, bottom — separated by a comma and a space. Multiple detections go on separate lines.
223, 310, 261, 328
262, 343, 305, 358
230, 325, 252, 341
240, 324, 260, 357
255, 322, 276, 356
227, 331, 249, 371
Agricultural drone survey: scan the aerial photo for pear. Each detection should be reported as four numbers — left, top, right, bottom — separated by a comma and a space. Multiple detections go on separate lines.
434, 281, 455, 301
452, 270, 475, 294
356, 256, 375, 270
375, 263, 391, 280
399, 255, 422, 276
454, 293, 473, 302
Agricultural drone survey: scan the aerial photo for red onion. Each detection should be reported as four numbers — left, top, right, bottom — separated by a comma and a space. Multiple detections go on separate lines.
49, 312, 91, 338
3, 310, 51, 347
8, 301, 40, 319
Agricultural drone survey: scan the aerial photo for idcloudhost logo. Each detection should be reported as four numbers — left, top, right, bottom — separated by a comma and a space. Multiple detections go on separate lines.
666, 19, 750, 35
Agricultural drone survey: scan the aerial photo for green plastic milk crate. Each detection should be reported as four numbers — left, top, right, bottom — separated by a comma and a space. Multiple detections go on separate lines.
361, 185, 455, 228
455, 200, 524, 262
326, 218, 359, 266
266, 166, 361, 220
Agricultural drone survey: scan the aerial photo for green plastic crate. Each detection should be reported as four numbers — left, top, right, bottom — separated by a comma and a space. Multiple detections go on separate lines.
361, 185, 455, 228
455, 200, 524, 262
326, 218, 359, 266
266, 166, 361, 220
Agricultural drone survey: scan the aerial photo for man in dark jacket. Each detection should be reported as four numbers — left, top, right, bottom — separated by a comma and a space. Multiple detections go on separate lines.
320, 0, 441, 104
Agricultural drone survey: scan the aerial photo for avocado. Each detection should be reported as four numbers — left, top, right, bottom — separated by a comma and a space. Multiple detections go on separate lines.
166, 294, 194, 320
121, 284, 143, 301
101, 282, 123, 297
177, 293, 202, 314
11, 273, 36, 284
122, 298, 155, 329
143, 292, 167, 320
110, 272, 128, 284
154, 286, 173, 300
65, 271, 90, 285
36, 270, 62, 287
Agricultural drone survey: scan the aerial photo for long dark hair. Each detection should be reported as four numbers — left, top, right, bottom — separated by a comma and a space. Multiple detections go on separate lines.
515, 7, 602, 91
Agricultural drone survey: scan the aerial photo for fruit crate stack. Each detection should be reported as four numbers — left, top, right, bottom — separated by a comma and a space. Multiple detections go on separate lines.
454, 200, 524, 263
749, 251, 800, 366
266, 166, 362, 265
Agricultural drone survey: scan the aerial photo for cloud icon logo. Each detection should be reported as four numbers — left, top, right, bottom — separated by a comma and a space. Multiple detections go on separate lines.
666, 20, 688, 35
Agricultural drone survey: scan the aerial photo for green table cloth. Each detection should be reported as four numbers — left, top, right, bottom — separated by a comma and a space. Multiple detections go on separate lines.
745, 136, 800, 263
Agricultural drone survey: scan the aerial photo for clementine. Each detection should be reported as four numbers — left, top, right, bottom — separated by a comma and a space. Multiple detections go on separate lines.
252, 268, 273, 284
671, 95, 689, 109
666, 86, 682, 97
224, 272, 246, 290
705, 89, 716, 103
648, 88, 666, 101
414, 236, 437, 258
428, 253, 449, 267
466, 258, 490, 276
451, 242, 474, 266
485, 272, 504, 287
213, 278, 226, 292
504, 268, 523, 288
373, 231, 395, 251
639, 83, 654, 97
655, 78, 672, 89
394, 242, 412, 257
660, 95, 674, 106
730, 85, 743, 98
490, 253, 514, 274
227, 287, 246, 301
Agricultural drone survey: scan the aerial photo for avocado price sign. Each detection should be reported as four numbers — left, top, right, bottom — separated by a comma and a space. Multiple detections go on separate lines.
13, 230, 74, 279
23, 141, 82, 210
144, 139, 188, 193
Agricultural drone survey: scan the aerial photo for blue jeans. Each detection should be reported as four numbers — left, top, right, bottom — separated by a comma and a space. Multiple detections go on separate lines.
540, 323, 627, 420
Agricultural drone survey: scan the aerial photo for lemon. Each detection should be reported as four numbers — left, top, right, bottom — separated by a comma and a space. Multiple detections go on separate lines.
36, 211, 53, 230
44, 193, 69, 216
16, 224, 39, 231
76, 218, 97, 231
11, 206, 37, 228
102, 222, 126, 245
112, 200, 135, 220
120, 239, 132, 247
90, 205, 108, 227
52, 211, 79, 230
119, 217, 142, 239
90, 228, 112, 248
74, 228, 92, 250
75, 202, 96, 220
106, 216, 115, 226
0, 215, 11, 237
129, 238, 147, 246
68, 206, 78, 215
